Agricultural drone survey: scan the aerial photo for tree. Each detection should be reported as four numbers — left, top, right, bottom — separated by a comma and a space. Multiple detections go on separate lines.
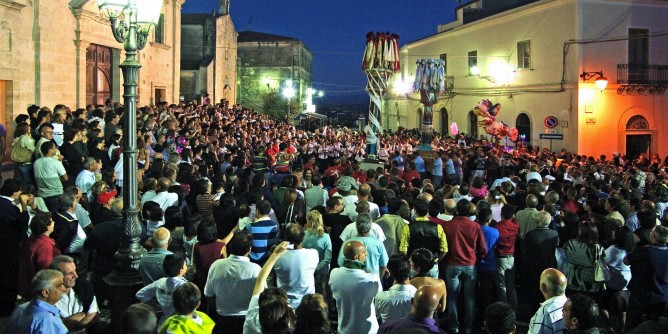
261, 91, 300, 123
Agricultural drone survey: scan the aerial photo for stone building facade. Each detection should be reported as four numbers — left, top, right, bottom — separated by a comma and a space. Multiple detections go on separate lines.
0, 0, 183, 159
237, 31, 313, 111
180, 2, 237, 105
387, 0, 668, 158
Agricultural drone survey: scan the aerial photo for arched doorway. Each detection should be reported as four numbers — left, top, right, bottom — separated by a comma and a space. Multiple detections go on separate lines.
626, 115, 651, 160
468, 110, 478, 139
516, 113, 531, 145
86, 44, 112, 106
440, 107, 448, 136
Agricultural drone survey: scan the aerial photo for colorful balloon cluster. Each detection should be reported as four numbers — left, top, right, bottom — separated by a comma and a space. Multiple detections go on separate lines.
472, 99, 519, 141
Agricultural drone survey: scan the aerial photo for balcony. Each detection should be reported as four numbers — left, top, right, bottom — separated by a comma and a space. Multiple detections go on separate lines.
616, 64, 668, 95
617, 64, 668, 85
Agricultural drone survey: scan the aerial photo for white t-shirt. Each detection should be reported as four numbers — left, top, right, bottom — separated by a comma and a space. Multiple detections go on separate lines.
339, 222, 386, 243
55, 288, 99, 334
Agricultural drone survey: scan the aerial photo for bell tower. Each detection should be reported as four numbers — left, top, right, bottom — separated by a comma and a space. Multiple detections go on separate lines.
219, 0, 230, 15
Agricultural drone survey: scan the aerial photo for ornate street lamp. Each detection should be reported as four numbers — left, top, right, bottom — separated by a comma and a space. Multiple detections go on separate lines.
96, 0, 163, 328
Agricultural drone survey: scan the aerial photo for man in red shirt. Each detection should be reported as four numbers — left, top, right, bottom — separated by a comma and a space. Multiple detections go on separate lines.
402, 161, 421, 188
492, 204, 519, 310
441, 199, 487, 334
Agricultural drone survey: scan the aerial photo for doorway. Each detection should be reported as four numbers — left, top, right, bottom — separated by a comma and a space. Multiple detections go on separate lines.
440, 107, 448, 136
626, 134, 651, 160
86, 44, 112, 106
468, 110, 478, 139
516, 113, 531, 144
154, 88, 166, 105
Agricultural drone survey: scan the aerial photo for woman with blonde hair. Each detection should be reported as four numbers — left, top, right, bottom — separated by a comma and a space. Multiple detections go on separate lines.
302, 210, 332, 298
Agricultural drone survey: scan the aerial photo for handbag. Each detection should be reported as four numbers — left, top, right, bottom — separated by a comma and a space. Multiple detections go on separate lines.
185, 243, 197, 282
594, 245, 611, 282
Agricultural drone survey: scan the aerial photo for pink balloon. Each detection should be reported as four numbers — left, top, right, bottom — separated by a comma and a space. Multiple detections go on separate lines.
450, 122, 459, 136
508, 127, 519, 141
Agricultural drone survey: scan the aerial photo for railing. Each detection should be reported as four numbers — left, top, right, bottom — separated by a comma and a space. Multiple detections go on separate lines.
617, 64, 668, 85
444, 76, 455, 91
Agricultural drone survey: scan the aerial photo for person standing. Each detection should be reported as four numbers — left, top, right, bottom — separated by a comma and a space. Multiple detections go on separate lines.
375, 254, 417, 323
524, 211, 560, 313
624, 225, 668, 331
377, 285, 444, 334
0, 178, 30, 316
273, 224, 319, 309
330, 240, 381, 334
493, 204, 520, 310
10, 122, 35, 185
527, 268, 568, 334
204, 230, 261, 334
441, 199, 487, 334
34, 141, 68, 212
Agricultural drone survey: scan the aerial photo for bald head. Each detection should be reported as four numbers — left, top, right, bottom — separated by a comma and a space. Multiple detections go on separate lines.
444, 199, 456, 214
342, 240, 365, 261
540, 268, 567, 298
358, 184, 371, 198
152, 227, 171, 248
412, 285, 440, 318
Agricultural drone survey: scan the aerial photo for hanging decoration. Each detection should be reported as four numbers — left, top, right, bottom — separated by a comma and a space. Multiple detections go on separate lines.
471, 99, 519, 141
362, 32, 400, 159
362, 32, 401, 71
413, 59, 446, 148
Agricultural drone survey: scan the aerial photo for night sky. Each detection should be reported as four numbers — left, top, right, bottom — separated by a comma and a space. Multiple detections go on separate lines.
182, 0, 458, 104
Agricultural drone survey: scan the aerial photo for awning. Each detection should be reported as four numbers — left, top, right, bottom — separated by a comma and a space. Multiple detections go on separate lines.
298, 112, 327, 120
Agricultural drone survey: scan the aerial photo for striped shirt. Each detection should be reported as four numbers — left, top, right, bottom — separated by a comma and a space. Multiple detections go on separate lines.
245, 218, 279, 263
528, 294, 567, 334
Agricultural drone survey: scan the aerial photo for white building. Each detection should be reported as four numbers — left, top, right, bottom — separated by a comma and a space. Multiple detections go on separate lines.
387, 0, 668, 158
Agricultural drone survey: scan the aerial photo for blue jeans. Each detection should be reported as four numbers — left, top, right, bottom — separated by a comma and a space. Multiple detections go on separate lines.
445, 265, 476, 334
16, 164, 34, 186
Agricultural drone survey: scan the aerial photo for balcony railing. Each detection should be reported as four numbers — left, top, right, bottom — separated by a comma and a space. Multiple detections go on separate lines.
617, 64, 668, 85
444, 76, 454, 91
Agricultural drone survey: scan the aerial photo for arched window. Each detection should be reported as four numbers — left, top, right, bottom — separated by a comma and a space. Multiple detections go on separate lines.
468, 111, 478, 139
516, 113, 531, 144
440, 107, 448, 135
626, 115, 649, 130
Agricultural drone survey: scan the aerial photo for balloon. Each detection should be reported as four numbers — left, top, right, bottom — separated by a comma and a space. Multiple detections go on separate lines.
450, 122, 459, 136
489, 103, 502, 117
508, 128, 519, 141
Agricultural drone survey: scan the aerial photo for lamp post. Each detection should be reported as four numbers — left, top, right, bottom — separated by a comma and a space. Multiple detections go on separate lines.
282, 80, 295, 123
96, 0, 163, 328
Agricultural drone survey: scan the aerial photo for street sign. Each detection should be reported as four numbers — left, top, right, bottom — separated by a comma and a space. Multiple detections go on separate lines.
544, 128, 557, 134
544, 116, 559, 128
539, 134, 563, 140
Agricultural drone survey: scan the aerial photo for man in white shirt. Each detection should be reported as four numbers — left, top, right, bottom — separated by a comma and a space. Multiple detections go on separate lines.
375, 254, 417, 323
273, 224, 318, 308
339, 201, 386, 243
149, 177, 178, 212
75, 157, 99, 203
50, 256, 99, 334
330, 240, 380, 334
204, 230, 260, 334
357, 184, 380, 220
527, 268, 568, 334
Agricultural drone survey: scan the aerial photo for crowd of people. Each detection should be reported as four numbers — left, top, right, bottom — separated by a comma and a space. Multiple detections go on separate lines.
1, 97, 668, 334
